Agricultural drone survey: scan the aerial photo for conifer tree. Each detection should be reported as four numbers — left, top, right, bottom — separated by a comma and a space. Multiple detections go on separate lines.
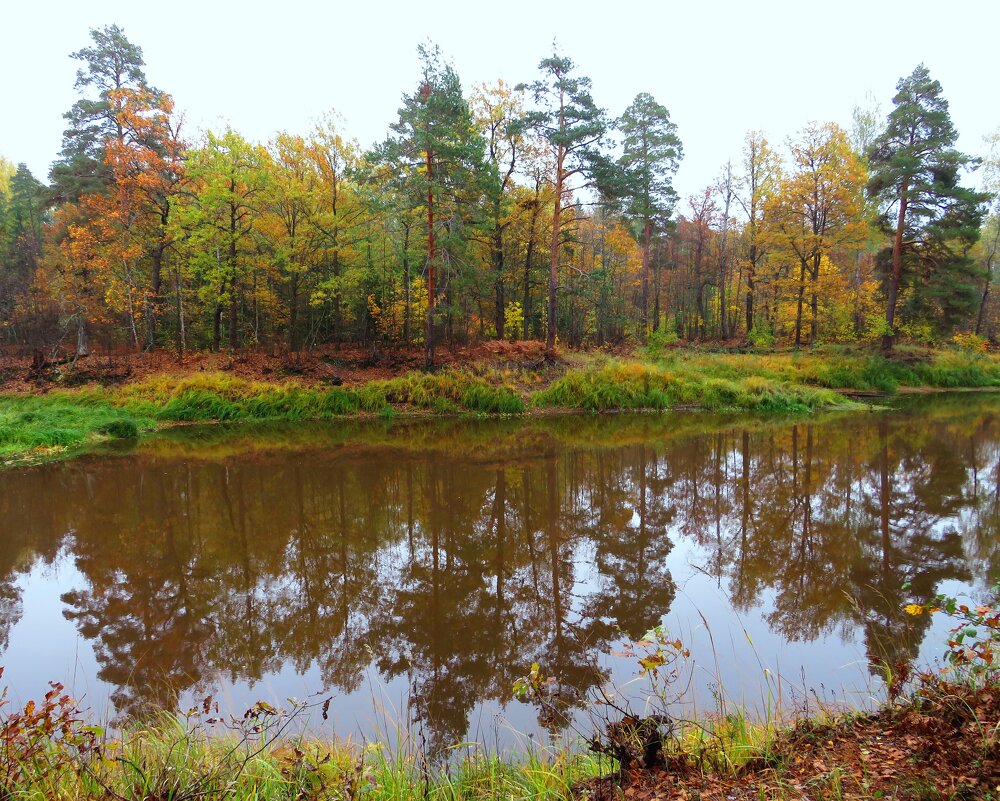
868, 65, 989, 349
521, 48, 609, 350
617, 93, 682, 341
373, 43, 485, 367
50, 24, 161, 201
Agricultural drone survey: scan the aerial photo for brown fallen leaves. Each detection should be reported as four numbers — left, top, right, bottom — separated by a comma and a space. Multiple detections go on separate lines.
577, 680, 999, 801
0, 340, 561, 394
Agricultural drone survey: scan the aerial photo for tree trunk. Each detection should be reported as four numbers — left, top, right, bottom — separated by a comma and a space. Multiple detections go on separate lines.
493, 225, 505, 339
883, 181, 908, 353
547, 151, 563, 351
229, 288, 238, 351
976, 273, 991, 336
288, 274, 299, 352
425, 147, 436, 369
975, 240, 996, 336
718, 166, 733, 340
402, 222, 411, 344
810, 290, 818, 344
228, 200, 239, 351
147, 241, 165, 351
213, 301, 222, 353
523, 191, 540, 341
639, 218, 651, 343
794, 259, 807, 347
76, 317, 90, 357
175, 265, 186, 362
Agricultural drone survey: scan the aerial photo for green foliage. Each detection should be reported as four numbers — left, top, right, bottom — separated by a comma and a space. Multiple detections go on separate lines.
868, 64, 991, 339
748, 324, 775, 351
644, 325, 679, 359
906, 584, 999, 680
521, 49, 609, 165
51, 24, 158, 200
99, 418, 139, 439
616, 93, 683, 224
863, 311, 895, 343
503, 301, 524, 341
321, 387, 361, 415
359, 370, 525, 414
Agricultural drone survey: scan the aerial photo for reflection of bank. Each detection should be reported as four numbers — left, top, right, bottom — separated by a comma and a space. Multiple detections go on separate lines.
0, 401, 994, 750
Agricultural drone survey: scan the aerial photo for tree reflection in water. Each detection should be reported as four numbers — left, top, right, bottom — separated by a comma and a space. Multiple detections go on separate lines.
0, 398, 996, 756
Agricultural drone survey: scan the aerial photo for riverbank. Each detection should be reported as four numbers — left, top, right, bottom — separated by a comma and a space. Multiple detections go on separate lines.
2, 344, 1000, 465
0, 673, 995, 800
581, 677, 1000, 801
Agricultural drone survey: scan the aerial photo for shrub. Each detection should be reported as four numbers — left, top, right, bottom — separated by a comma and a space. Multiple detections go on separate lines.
645, 326, 679, 359
951, 331, 989, 354
748, 324, 775, 351
905, 584, 999, 680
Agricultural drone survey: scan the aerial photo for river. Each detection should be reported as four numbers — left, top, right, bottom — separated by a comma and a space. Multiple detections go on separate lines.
0, 394, 996, 755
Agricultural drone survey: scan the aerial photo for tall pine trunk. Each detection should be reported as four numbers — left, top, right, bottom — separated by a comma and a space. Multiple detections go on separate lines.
424, 147, 436, 369
883, 181, 908, 353
639, 218, 651, 343
547, 151, 563, 351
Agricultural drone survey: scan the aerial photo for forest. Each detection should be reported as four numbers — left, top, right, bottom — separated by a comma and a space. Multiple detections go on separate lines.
1, 25, 997, 370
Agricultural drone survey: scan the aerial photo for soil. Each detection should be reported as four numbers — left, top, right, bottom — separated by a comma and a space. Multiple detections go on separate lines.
0, 340, 560, 394
577, 681, 1000, 801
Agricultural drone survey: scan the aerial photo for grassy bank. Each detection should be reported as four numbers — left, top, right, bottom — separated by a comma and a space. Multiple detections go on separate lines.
0, 714, 608, 801
3, 346, 1000, 464
0, 671, 995, 801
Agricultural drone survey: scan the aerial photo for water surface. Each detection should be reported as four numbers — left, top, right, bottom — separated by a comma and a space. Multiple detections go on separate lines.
1, 396, 997, 754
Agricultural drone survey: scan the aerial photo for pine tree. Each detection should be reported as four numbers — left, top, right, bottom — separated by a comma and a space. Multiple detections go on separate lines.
521, 48, 609, 350
868, 65, 989, 349
50, 24, 161, 201
372, 43, 485, 367
617, 93, 682, 341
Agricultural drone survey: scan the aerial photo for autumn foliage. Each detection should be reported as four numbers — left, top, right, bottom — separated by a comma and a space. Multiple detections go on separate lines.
0, 29, 995, 363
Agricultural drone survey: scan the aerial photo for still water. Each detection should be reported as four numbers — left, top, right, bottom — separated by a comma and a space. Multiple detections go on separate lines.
0, 396, 997, 753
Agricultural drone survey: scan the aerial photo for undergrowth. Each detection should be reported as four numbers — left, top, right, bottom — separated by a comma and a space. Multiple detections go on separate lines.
0, 691, 609, 801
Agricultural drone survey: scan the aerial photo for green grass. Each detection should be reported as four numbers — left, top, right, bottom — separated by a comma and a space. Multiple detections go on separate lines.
643, 346, 1000, 394
533, 359, 853, 413
2, 345, 999, 465
0, 392, 153, 459
0, 711, 611, 801
116, 370, 526, 420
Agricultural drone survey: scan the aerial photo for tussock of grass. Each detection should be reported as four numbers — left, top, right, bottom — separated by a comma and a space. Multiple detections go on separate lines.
645, 347, 1000, 394
357, 370, 526, 414
533, 360, 850, 413
0, 392, 151, 458
117, 371, 526, 420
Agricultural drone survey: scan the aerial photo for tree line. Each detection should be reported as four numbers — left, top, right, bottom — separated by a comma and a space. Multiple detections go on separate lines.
0, 25, 995, 365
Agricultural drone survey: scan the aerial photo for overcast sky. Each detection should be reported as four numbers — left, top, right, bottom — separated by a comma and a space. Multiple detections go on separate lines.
2, 0, 996, 202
